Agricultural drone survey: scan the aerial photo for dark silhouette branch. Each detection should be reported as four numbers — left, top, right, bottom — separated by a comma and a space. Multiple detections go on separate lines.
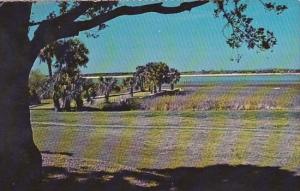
67, 1, 209, 37
29, 2, 92, 26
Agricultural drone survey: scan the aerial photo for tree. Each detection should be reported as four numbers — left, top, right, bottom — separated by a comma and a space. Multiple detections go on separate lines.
28, 70, 47, 105
122, 77, 136, 97
167, 68, 181, 90
0, 1, 287, 189
52, 69, 85, 111
134, 65, 146, 92
82, 79, 98, 104
39, 39, 89, 75
98, 77, 118, 103
39, 43, 56, 77
135, 62, 179, 92
155, 62, 169, 92
142, 62, 170, 93
39, 39, 89, 111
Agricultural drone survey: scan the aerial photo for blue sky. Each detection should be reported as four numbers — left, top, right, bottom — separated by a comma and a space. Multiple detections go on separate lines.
30, 0, 300, 74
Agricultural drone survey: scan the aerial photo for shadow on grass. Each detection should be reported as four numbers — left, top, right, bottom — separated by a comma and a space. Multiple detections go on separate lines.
40, 164, 300, 191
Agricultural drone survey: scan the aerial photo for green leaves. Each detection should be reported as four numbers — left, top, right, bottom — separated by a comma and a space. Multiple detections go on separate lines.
264, 2, 287, 14
39, 38, 89, 75
134, 62, 180, 92
213, 0, 287, 51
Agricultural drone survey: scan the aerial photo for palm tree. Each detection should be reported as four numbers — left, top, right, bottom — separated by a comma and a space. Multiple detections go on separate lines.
134, 65, 146, 92
98, 77, 118, 103
82, 79, 97, 104
156, 62, 169, 92
39, 43, 56, 77
168, 68, 181, 90
145, 63, 158, 93
39, 39, 89, 111
144, 62, 169, 93
122, 77, 136, 97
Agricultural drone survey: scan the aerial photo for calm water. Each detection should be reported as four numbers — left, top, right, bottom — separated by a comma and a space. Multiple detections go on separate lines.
178, 74, 300, 85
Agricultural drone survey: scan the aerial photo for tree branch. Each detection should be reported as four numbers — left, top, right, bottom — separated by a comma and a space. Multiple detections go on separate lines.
30, 1, 209, 60
73, 1, 210, 33
29, 2, 91, 26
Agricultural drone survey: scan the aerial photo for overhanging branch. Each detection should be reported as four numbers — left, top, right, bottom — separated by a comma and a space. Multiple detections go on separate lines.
30, 2, 91, 26
56, 1, 209, 38
30, 1, 209, 58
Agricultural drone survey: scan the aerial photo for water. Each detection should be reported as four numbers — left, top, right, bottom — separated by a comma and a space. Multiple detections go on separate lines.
179, 74, 300, 85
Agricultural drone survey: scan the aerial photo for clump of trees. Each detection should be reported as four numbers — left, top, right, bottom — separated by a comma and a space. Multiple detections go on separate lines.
98, 77, 119, 103
133, 62, 181, 94
122, 77, 136, 97
39, 38, 90, 111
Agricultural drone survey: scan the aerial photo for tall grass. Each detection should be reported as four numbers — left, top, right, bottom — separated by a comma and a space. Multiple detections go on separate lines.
141, 85, 300, 111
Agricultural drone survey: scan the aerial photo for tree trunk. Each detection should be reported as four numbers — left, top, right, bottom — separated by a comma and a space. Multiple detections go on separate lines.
47, 61, 53, 77
171, 83, 174, 90
53, 96, 61, 112
158, 83, 162, 92
154, 85, 157, 93
130, 86, 134, 97
0, 3, 42, 190
0, 71, 42, 191
63, 96, 71, 111
140, 79, 145, 92
105, 93, 109, 103
75, 95, 83, 111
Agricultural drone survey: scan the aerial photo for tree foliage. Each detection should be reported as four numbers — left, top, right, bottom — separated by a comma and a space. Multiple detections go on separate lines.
98, 77, 119, 103
213, 0, 287, 50
39, 39, 89, 111
28, 69, 47, 105
122, 77, 136, 97
167, 68, 181, 90
134, 62, 181, 93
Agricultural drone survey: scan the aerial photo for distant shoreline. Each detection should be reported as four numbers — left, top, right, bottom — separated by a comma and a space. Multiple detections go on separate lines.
180, 73, 300, 77
82, 72, 300, 79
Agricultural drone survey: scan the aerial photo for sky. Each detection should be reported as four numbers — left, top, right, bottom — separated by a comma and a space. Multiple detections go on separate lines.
30, 0, 300, 74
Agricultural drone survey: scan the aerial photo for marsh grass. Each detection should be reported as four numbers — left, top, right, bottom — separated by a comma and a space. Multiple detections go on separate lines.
142, 84, 300, 111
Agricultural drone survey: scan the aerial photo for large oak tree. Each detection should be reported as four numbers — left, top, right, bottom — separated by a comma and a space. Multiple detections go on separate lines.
0, 1, 287, 190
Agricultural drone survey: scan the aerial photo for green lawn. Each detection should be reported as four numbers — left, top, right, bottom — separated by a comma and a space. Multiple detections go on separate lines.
31, 109, 300, 173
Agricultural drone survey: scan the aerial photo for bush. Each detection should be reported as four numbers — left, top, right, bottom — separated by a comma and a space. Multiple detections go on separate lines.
99, 98, 141, 111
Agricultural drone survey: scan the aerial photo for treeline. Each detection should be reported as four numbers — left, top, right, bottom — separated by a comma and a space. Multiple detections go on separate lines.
29, 61, 180, 112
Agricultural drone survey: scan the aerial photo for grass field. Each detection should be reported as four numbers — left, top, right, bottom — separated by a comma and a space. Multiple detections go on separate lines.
31, 110, 300, 171
31, 83, 300, 190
